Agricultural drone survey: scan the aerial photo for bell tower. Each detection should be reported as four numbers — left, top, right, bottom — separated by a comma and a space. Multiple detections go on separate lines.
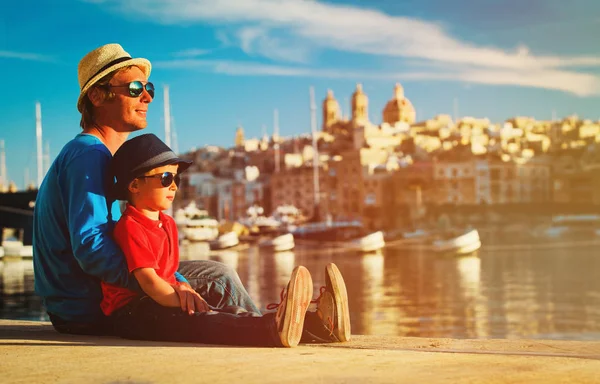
351, 83, 368, 125
322, 89, 340, 133
235, 125, 245, 148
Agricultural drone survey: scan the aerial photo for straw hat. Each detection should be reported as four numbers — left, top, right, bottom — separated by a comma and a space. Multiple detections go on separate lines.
77, 43, 151, 112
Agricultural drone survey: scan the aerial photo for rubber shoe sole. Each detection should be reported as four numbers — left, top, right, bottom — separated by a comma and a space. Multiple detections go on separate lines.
278, 265, 313, 347
326, 263, 351, 342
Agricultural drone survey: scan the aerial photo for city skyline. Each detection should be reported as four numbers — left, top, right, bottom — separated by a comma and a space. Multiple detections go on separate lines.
1, 0, 600, 188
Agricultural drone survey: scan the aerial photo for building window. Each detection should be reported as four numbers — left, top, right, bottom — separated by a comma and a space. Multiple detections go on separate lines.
491, 169, 500, 181
365, 193, 376, 205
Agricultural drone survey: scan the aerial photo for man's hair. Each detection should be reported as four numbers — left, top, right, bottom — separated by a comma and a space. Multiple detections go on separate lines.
79, 65, 136, 129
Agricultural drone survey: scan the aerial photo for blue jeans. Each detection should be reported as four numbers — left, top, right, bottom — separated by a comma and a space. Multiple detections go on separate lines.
177, 260, 261, 314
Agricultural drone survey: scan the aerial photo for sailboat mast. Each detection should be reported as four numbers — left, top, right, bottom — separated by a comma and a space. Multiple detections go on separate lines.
24, 168, 29, 190
310, 87, 320, 208
43, 141, 50, 177
163, 85, 171, 148
0, 139, 6, 188
274, 109, 280, 173
36, 102, 43, 187
453, 97, 459, 123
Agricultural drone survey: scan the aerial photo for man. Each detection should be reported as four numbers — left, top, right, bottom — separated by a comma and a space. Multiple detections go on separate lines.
33, 43, 349, 343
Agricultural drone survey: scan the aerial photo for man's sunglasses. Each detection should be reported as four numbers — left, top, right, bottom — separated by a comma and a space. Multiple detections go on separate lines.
138, 172, 180, 188
108, 81, 155, 98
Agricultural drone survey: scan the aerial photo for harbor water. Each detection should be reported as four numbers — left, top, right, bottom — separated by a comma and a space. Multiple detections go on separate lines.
1, 239, 600, 340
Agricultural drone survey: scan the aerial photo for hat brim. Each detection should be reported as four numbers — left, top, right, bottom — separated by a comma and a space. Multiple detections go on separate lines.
113, 159, 193, 201
77, 57, 151, 112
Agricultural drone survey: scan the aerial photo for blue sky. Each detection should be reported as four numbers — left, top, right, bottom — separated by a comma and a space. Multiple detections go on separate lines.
1, 0, 599, 188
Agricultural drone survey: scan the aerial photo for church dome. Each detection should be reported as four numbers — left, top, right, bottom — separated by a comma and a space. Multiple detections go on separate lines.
383, 83, 415, 125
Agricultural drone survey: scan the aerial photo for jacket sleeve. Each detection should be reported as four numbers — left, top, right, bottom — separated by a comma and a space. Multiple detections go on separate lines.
58, 148, 140, 292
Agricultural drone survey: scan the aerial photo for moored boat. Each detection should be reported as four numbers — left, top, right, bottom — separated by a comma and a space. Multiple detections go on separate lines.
0, 239, 33, 259
349, 230, 385, 253
432, 229, 481, 255
293, 221, 385, 252
540, 214, 600, 240
182, 216, 219, 242
209, 231, 240, 250
258, 233, 295, 252
175, 202, 219, 242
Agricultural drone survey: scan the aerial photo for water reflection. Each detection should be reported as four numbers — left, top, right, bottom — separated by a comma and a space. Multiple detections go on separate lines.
0, 258, 46, 321
210, 250, 239, 270
2, 243, 600, 340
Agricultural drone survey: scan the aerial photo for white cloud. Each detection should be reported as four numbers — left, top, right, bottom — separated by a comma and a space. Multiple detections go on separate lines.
155, 59, 599, 96
0, 50, 55, 62
97, 0, 600, 96
155, 59, 372, 78
172, 48, 212, 58
234, 26, 312, 63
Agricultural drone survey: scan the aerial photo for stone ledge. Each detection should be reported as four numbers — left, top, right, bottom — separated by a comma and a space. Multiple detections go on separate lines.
2, 320, 600, 383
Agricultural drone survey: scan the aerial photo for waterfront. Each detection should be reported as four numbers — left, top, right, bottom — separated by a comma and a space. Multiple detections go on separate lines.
1, 240, 600, 341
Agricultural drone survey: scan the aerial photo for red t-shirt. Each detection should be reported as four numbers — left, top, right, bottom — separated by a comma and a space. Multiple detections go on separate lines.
101, 204, 180, 315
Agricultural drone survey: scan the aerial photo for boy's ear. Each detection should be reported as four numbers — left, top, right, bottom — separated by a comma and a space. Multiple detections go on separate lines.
128, 179, 139, 195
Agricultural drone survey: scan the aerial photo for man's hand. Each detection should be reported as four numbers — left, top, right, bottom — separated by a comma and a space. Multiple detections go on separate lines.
172, 283, 211, 315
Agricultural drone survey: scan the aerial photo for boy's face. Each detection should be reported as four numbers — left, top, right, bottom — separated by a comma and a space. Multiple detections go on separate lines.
129, 164, 179, 214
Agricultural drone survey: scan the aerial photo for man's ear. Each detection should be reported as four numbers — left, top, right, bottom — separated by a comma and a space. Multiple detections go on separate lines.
88, 87, 106, 107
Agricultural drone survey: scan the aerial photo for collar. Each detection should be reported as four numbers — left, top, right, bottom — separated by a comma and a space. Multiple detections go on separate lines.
123, 204, 167, 230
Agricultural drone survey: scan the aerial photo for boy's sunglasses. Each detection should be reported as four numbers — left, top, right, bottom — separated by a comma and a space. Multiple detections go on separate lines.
138, 172, 180, 188
108, 81, 155, 98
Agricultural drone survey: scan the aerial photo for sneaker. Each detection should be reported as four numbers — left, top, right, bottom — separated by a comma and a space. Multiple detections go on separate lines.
312, 263, 351, 342
267, 265, 313, 347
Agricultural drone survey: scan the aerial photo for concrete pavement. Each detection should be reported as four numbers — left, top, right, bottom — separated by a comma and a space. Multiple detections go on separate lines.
2, 320, 600, 383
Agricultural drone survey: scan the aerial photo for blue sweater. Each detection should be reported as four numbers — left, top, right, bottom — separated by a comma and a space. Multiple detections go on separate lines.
33, 134, 187, 323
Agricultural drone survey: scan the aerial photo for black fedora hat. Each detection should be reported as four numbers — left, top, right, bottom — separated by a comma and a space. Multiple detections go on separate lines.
111, 133, 192, 200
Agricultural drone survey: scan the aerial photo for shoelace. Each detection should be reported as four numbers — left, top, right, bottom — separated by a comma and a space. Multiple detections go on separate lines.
266, 288, 286, 310
268, 285, 326, 310
310, 286, 327, 304
267, 285, 335, 338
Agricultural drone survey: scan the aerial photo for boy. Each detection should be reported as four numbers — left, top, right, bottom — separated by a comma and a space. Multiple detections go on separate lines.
102, 133, 313, 347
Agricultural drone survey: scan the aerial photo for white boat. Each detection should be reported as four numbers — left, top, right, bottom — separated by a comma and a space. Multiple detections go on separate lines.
209, 231, 240, 250
182, 216, 219, 242
349, 230, 385, 253
175, 202, 219, 242
240, 205, 284, 235
0, 240, 33, 259
432, 229, 481, 255
258, 233, 295, 252
293, 221, 385, 253
541, 214, 600, 240
385, 228, 431, 244
272, 205, 303, 230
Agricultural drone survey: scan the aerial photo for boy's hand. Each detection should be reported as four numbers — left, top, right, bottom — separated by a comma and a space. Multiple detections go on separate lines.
173, 283, 211, 315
